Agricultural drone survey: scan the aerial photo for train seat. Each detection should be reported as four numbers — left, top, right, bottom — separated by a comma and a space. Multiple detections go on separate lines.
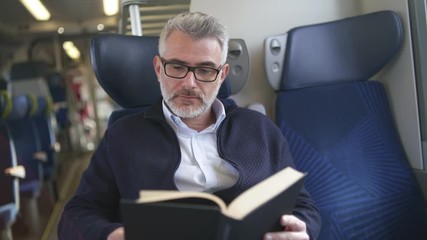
31, 95, 59, 199
90, 33, 251, 125
9, 62, 60, 199
264, 11, 427, 239
46, 72, 69, 130
9, 62, 52, 98
0, 78, 6, 90
3, 93, 50, 235
4, 94, 44, 199
90, 34, 160, 125
0, 91, 25, 240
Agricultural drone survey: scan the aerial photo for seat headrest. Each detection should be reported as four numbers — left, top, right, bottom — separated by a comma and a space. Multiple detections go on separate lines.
32, 96, 49, 117
0, 91, 12, 118
10, 61, 51, 81
91, 33, 244, 109
0, 91, 47, 120
0, 79, 7, 90
4, 95, 31, 120
264, 10, 403, 91
91, 34, 161, 108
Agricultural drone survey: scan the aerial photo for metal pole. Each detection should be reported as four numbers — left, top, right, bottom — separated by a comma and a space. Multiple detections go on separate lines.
129, 4, 143, 36
121, 0, 149, 36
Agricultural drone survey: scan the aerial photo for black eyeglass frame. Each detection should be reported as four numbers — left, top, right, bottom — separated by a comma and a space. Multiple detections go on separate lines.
159, 57, 224, 83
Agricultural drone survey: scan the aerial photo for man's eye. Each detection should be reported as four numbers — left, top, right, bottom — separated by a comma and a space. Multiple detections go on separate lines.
170, 64, 186, 71
197, 68, 214, 75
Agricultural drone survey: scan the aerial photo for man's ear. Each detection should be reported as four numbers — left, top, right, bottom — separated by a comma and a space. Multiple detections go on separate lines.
219, 63, 230, 84
153, 56, 162, 80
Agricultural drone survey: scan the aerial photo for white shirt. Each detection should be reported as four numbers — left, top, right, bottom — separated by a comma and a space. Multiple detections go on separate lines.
162, 99, 239, 193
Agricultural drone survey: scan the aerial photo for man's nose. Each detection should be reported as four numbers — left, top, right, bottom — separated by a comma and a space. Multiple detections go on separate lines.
180, 70, 197, 87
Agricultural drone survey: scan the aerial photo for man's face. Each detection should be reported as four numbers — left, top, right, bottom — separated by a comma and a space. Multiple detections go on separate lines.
154, 30, 229, 119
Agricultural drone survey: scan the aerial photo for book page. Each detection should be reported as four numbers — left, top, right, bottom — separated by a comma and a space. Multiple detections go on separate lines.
138, 190, 227, 211
224, 167, 305, 220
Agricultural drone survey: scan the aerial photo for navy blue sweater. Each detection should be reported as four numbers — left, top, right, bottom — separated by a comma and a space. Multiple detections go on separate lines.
58, 99, 321, 240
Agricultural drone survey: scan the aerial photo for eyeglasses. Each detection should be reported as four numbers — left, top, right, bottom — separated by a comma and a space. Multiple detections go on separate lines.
160, 57, 224, 82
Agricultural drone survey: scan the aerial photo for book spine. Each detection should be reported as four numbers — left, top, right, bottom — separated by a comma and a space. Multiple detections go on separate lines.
215, 215, 238, 240
216, 221, 231, 240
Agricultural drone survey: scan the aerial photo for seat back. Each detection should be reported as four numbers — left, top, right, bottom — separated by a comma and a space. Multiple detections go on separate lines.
90, 33, 250, 125
0, 91, 19, 232
31, 96, 57, 178
46, 72, 68, 129
9, 62, 59, 198
9, 62, 52, 98
264, 11, 427, 239
5, 94, 43, 198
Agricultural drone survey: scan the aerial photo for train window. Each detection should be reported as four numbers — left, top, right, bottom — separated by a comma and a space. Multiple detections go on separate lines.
408, 0, 427, 169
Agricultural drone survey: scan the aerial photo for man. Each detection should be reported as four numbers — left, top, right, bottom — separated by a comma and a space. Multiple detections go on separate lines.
58, 12, 321, 240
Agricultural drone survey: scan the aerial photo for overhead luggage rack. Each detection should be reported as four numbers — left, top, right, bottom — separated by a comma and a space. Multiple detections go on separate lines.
119, 0, 190, 36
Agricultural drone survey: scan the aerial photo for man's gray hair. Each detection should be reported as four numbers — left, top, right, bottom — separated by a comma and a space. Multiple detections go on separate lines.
159, 12, 229, 64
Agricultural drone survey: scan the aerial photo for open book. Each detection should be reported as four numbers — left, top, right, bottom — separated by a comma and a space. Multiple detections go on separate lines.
121, 167, 305, 240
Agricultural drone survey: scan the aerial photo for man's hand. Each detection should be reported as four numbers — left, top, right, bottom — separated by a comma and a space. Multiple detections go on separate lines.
107, 227, 124, 240
263, 215, 309, 240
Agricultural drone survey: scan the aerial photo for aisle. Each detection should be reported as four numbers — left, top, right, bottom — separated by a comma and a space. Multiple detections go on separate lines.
43, 152, 91, 240
11, 152, 92, 240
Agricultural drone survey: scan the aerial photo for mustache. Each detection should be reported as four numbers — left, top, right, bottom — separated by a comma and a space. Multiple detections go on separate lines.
172, 89, 202, 98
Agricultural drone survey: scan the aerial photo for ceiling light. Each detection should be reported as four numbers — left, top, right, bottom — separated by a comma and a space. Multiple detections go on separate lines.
97, 24, 105, 31
103, 0, 119, 16
58, 27, 65, 34
63, 41, 81, 60
20, 0, 51, 21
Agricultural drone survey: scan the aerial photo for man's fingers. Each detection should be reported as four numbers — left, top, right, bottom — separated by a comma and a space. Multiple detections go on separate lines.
263, 215, 309, 240
280, 215, 307, 232
264, 231, 308, 240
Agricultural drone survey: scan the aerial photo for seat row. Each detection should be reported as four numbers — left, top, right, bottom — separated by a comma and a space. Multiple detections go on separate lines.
0, 91, 59, 239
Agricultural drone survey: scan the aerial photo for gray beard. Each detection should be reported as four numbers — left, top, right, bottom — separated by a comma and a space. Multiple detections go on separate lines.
160, 84, 221, 118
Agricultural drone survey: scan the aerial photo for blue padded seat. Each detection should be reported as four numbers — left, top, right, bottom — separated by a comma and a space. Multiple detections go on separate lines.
0, 79, 6, 90
4, 94, 43, 198
0, 123, 17, 236
9, 61, 60, 199
46, 73, 69, 129
0, 92, 18, 235
266, 11, 427, 239
31, 96, 58, 197
30, 95, 56, 174
90, 33, 238, 126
